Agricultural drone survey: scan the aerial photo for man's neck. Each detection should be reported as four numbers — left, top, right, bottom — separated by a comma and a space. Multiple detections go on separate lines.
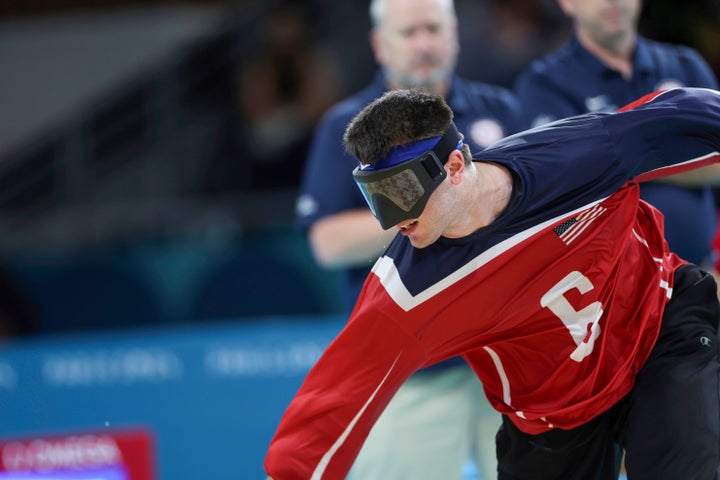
576, 29, 636, 81
474, 162, 514, 228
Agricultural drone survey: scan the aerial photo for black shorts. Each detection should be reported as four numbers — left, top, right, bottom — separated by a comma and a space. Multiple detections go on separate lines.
496, 263, 720, 480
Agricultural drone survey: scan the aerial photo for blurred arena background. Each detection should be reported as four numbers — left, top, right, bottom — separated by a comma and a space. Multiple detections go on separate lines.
0, 0, 717, 478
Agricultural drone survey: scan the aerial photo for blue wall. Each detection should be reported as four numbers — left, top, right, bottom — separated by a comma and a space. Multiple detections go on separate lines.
0, 315, 346, 479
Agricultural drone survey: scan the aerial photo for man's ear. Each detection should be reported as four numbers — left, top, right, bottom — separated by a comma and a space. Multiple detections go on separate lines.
446, 150, 466, 184
370, 30, 385, 65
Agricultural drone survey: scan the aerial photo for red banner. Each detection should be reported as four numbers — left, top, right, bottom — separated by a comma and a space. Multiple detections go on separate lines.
0, 429, 154, 480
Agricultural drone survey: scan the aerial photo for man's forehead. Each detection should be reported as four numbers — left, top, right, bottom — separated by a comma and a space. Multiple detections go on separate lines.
382, 0, 453, 28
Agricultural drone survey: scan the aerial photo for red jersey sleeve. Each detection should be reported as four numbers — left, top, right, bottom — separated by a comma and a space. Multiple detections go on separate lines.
264, 307, 426, 479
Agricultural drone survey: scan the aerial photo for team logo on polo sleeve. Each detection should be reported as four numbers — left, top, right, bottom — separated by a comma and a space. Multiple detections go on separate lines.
469, 119, 504, 148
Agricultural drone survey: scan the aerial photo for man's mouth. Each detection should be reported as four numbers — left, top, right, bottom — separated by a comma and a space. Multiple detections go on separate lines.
399, 220, 418, 231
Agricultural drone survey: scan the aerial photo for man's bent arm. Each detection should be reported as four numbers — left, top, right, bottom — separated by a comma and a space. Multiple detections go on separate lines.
264, 311, 426, 479
309, 209, 398, 268
609, 88, 720, 182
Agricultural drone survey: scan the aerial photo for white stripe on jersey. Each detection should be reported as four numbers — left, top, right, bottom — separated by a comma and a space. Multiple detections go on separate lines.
311, 354, 401, 480
372, 198, 609, 311
636, 151, 720, 180
632, 228, 673, 299
484, 346, 512, 405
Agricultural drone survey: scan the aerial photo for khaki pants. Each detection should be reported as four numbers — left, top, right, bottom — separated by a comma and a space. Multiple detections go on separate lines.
348, 364, 499, 480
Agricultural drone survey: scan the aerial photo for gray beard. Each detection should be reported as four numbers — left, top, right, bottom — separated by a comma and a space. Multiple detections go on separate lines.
386, 64, 454, 93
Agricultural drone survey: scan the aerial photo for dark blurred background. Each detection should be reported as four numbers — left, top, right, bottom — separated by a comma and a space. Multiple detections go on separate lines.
0, 0, 717, 339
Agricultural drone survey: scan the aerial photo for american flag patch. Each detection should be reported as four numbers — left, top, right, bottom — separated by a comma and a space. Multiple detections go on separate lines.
553, 204, 607, 245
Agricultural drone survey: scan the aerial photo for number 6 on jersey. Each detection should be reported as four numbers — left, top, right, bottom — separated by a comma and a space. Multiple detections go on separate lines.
541, 271, 604, 362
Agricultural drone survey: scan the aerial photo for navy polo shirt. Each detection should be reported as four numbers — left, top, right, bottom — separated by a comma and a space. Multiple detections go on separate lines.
515, 34, 719, 265
296, 71, 526, 308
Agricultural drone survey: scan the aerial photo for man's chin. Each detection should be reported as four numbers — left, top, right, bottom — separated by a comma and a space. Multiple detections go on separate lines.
407, 236, 435, 249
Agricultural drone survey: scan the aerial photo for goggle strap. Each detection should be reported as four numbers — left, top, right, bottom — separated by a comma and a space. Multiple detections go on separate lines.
431, 121, 463, 165
421, 153, 445, 181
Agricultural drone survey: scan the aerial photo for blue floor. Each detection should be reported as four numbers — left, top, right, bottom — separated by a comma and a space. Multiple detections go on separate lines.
462, 461, 628, 480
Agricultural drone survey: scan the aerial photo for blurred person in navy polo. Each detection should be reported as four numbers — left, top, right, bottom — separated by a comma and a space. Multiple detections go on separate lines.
294, 0, 525, 477
515, 0, 720, 267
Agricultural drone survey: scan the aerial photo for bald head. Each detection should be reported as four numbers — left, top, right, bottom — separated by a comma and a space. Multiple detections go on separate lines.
370, 0, 456, 29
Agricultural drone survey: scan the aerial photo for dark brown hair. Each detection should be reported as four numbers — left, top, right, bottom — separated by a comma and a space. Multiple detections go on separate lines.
343, 89, 454, 165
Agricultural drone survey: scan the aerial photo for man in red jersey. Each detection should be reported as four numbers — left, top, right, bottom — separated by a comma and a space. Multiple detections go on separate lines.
266, 87, 720, 480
